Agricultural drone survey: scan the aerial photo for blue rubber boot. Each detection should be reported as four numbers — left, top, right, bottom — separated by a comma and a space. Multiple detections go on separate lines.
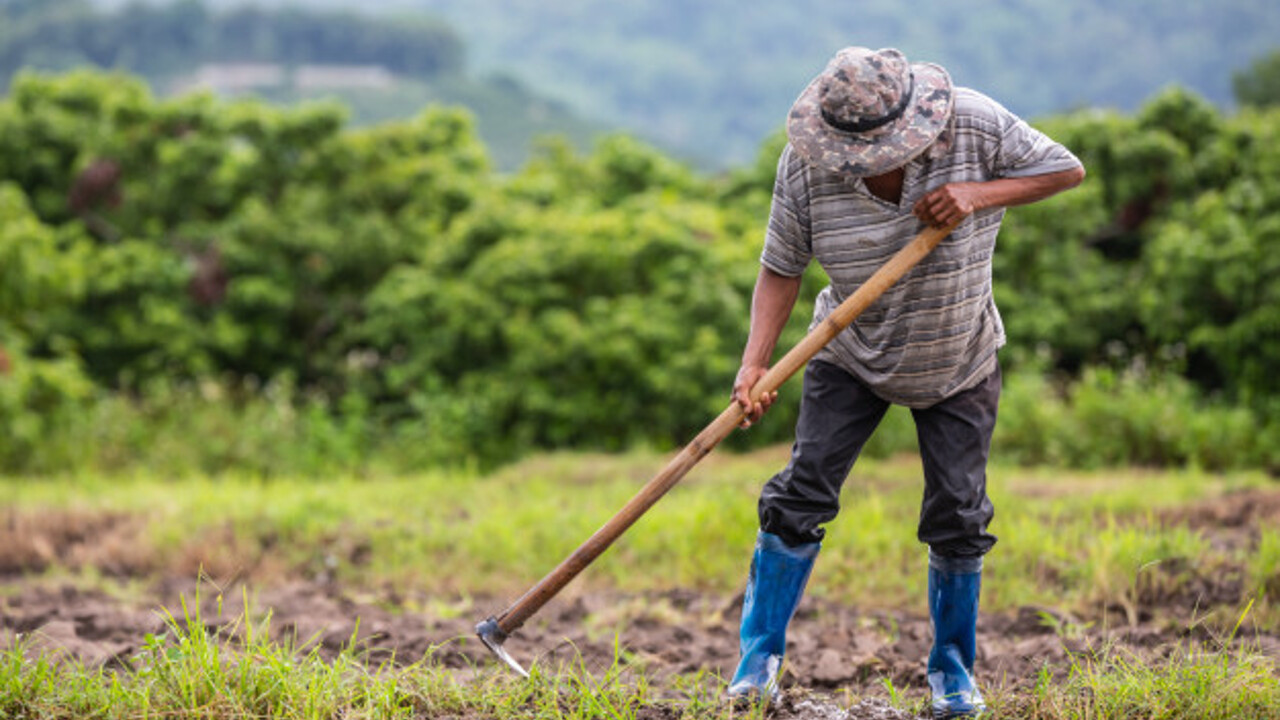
927, 553, 986, 718
727, 531, 820, 701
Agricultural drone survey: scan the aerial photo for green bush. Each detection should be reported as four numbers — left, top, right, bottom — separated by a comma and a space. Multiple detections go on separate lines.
995, 365, 1277, 472
1, 72, 1278, 474
0, 182, 95, 471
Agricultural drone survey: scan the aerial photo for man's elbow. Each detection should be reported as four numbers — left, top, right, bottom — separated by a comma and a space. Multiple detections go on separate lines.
1063, 164, 1086, 189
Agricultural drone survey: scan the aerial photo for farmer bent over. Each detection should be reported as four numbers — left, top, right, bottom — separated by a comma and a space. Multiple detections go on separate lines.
728, 47, 1085, 718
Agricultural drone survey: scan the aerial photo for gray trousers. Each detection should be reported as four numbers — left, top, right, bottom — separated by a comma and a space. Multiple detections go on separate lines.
759, 359, 999, 558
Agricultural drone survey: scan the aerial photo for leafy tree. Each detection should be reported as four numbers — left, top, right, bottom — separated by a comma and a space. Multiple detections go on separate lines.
1138, 111, 1280, 401
0, 183, 95, 469
358, 135, 762, 456
1234, 49, 1280, 108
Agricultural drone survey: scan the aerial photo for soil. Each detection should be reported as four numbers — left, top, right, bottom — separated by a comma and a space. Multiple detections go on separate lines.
3, 578, 1278, 716
2, 487, 1279, 719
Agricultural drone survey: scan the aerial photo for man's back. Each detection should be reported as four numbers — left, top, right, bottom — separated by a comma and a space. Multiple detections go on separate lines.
760, 87, 1082, 406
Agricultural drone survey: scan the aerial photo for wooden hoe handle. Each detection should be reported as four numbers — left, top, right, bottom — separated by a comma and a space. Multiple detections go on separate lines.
486, 219, 960, 640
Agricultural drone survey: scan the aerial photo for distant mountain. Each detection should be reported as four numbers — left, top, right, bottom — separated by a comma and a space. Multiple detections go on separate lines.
4, 0, 605, 169
76, 0, 1280, 169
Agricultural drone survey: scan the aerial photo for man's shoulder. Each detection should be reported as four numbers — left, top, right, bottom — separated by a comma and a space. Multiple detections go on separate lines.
777, 142, 820, 185
952, 87, 1018, 127
779, 142, 807, 171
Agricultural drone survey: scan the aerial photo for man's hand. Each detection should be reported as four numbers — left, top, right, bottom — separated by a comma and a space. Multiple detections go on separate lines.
733, 364, 776, 428
735, 266, 802, 429
913, 182, 985, 227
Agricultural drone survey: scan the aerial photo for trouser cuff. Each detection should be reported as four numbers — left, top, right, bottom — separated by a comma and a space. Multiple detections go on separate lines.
929, 550, 984, 574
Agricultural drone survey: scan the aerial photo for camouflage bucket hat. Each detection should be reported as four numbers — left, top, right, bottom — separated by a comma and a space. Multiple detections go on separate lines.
788, 47, 953, 177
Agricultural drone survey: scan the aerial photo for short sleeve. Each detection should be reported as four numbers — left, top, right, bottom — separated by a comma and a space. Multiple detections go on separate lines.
987, 97, 1083, 179
760, 144, 813, 277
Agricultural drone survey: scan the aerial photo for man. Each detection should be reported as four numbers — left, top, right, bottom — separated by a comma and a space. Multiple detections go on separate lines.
727, 47, 1084, 718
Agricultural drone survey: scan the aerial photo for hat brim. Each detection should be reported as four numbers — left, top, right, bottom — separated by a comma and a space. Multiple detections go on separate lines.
787, 61, 953, 177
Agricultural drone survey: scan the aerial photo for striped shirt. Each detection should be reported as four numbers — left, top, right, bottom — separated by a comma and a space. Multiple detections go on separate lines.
762, 87, 1083, 407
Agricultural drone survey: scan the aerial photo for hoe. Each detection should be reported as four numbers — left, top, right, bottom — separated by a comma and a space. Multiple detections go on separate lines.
476, 219, 962, 676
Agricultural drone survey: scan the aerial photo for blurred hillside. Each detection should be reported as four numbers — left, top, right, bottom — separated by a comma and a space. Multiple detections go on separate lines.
80, 0, 1280, 168
0, 0, 605, 169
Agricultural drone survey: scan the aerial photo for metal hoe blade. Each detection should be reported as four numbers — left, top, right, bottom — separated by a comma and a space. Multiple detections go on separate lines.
475, 617, 530, 678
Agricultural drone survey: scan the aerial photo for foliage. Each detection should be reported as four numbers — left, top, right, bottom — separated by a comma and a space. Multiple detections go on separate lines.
0, 182, 94, 470
1, 72, 1279, 474
359, 135, 758, 457
0, 72, 759, 470
1135, 110, 1280, 404
995, 366, 1278, 472
993, 88, 1280, 409
1234, 49, 1280, 108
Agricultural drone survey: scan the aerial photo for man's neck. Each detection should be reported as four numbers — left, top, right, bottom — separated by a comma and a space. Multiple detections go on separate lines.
862, 167, 905, 205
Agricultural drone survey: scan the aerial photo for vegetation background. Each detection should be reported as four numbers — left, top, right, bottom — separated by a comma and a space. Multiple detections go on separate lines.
0, 0, 1278, 474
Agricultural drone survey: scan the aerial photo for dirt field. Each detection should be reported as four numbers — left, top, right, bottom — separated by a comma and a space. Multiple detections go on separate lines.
3, 489, 1279, 719
3, 578, 1278, 719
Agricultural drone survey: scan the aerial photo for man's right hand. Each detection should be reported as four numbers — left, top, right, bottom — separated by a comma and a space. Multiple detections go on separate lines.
734, 266, 802, 429
733, 364, 776, 428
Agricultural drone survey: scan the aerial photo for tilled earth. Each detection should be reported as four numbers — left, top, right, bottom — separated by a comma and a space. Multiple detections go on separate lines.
3, 578, 1278, 718
3, 488, 1280, 719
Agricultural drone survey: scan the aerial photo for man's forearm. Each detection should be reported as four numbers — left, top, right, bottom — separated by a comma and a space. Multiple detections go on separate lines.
742, 266, 804, 367
913, 165, 1085, 227
974, 166, 1087, 209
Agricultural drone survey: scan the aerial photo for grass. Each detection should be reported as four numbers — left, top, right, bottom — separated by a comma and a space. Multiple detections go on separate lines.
996, 603, 1280, 719
0, 586, 715, 719
2, 450, 1278, 718
2, 596, 1277, 719
3, 450, 1276, 616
